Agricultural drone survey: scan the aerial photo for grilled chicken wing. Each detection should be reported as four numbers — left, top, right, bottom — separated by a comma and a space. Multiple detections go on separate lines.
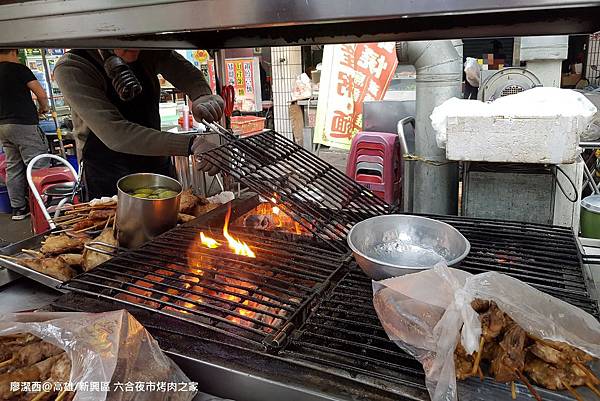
58, 253, 83, 267
82, 228, 117, 271
40, 235, 84, 255
18, 257, 76, 281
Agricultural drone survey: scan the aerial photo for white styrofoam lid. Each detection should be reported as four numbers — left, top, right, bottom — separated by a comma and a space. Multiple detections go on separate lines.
581, 194, 600, 213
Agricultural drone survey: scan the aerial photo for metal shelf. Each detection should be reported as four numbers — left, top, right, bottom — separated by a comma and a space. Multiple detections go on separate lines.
1, 0, 600, 48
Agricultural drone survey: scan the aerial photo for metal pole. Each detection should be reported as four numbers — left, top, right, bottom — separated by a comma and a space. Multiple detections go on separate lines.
212, 50, 234, 192
397, 40, 462, 215
40, 49, 66, 157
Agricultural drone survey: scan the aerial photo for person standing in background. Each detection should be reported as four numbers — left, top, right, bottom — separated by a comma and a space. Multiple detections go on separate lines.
0, 49, 50, 220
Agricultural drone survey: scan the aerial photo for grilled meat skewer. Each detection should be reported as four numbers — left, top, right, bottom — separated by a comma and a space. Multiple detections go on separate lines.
0, 341, 63, 373
490, 322, 528, 383
0, 354, 62, 400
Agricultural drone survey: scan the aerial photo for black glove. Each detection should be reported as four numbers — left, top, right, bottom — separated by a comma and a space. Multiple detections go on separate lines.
191, 94, 225, 123
191, 134, 220, 176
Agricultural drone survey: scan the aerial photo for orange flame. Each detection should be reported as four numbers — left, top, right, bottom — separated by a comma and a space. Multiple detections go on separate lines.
200, 232, 219, 249
223, 206, 256, 258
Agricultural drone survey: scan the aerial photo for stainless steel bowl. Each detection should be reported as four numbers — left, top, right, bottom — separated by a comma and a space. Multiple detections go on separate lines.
347, 215, 470, 280
117, 173, 182, 249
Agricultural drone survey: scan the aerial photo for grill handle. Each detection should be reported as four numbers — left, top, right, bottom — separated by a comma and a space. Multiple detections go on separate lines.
84, 241, 125, 256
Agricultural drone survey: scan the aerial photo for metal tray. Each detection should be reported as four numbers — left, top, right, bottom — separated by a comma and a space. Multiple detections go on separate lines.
0, 230, 67, 291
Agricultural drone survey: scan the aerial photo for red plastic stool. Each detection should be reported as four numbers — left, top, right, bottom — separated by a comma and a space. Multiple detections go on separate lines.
346, 132, 402, 205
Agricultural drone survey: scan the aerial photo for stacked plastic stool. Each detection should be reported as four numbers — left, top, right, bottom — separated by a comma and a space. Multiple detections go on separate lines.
346, 131, 402, 205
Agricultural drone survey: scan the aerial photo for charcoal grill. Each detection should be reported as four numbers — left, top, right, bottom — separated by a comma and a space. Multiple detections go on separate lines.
54, 131, 599, 401
199, 130, 392, 252
62, 197, 348, 351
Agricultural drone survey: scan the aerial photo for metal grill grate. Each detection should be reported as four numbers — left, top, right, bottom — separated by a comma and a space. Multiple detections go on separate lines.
201, 130, 392, 252
284, 216, 598, 397
61, 223, 347, 351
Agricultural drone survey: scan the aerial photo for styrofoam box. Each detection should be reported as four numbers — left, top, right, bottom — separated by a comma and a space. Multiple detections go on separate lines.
445, 115, 580, 164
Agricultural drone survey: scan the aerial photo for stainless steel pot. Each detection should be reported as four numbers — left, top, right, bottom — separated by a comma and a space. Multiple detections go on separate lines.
347, 215, 470, 280
117, 173, 182, 248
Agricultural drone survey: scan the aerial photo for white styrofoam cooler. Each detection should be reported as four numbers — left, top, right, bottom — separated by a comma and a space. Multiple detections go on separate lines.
445, 115, 580, 164
431, 87, 597, 164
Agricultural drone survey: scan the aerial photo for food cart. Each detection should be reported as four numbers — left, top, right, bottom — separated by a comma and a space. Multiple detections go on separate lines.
1, 2, 600, 401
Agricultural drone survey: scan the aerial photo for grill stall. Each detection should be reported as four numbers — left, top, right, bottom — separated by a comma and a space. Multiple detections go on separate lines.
48, 131, 598, 401
2, 2, 600, 400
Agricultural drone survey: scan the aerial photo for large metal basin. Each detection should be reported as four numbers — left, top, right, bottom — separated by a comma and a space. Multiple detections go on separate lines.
117, 173, 182, 249
347, 215, 470, 280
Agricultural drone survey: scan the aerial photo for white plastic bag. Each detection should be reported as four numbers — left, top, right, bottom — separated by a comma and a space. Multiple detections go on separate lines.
291, 73, 312, 101
372, 263, 600, 401
0, 310, 196, 401
464, 58, 480, 88
430, 87, 598, 149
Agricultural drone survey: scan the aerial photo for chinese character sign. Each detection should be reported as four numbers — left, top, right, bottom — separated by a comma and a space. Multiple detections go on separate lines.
314, 43, 398, 149
225, 57, 262, 112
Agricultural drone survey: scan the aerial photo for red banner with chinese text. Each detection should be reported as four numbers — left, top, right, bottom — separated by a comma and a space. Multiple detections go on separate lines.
314, 43, 398, 149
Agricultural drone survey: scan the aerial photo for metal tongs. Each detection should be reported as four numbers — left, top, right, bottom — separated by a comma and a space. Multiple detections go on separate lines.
202, 119, 236, 140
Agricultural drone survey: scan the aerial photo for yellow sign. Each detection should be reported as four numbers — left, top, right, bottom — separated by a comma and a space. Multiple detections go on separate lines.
193, 50, 209, 64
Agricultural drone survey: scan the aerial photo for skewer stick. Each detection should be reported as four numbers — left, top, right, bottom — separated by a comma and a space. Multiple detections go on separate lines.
54, 211, 86, 219
471, 336, 485, 375
55, 390, 68, 401
477, 366, 484, 381
0, 356, 15, 368
516, 370, 543, 401
74, 221, 105, 233
55, 216, 87, 226
511, 381, 517, 399
104, 214, 115, 229
576, 362, 600, 385
21, 249, 43, 257
112, 213, 116, 232
586, 382, 600, 398
64, 208, 91, 215
30, 390, 49, 401
0, 255, 21, 262
561, 379, 584, 401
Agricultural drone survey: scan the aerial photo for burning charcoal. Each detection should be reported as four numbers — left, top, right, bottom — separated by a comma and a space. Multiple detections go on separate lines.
244, 215, 272, 230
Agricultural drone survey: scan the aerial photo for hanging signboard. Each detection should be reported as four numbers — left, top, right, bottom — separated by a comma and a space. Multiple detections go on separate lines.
313, 42, 398, 149
225, 57, 262, 112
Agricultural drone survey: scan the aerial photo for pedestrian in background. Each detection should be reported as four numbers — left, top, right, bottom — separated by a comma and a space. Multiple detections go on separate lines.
0, 49, 50, 220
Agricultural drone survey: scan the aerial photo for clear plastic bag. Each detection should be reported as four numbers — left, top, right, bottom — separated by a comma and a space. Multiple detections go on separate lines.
464, 57, 481, 88
291, 73, 312, 101
0, 310, 196, 401
373, 263, 600, 401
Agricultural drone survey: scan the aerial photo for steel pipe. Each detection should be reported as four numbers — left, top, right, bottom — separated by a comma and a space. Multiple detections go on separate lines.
397, 40, 462, 215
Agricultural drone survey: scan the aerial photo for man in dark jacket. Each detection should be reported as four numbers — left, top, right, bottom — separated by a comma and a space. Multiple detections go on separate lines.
54, 49, 224, 199
0, 49, 50, 220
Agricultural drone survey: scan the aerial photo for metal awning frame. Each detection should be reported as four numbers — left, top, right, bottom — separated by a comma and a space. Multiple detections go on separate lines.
1, 0, 600, 49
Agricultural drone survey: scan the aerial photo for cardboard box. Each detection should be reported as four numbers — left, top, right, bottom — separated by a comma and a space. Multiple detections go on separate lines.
561, 73, 581, 87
